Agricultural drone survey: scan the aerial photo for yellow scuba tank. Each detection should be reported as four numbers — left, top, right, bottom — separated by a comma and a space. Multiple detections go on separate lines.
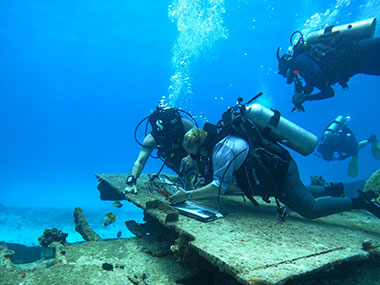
306, 18, 377, 44
322, 115, 350, 142
348, 154, 359, 178
245, 104, 318, 156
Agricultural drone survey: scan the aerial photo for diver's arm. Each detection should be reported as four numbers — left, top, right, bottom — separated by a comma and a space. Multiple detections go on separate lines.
286, 70, 295, 84
169, 183, 219, 205
131, 134, 156, 179
294, 54, 335, 101
305, 85, 335, 101
187, 183, 219, 199
302, 83, 314, 94
358, 139, 371, 150
303, 69, 335, 101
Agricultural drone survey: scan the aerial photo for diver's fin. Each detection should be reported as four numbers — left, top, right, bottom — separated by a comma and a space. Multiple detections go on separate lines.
371, 139, 380, 160
348, 154, 359, 178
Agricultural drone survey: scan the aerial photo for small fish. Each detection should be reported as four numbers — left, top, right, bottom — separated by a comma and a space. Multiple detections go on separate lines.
116, 231, 122, 238
113, 200, 123, 208
103, 213, 116, 226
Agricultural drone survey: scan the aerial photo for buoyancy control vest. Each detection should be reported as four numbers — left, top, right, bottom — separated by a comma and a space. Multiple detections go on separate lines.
148, 107, 186, 171
214, 106, 291, 205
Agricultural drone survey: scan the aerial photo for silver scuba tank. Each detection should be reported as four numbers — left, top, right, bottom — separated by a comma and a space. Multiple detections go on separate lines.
245, 104, 318, 156
306, 18, 377, 44
322, 115, 350, 141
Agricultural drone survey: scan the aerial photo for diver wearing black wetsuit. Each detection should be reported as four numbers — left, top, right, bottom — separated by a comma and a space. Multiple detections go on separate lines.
169, 128, 380, 220
317, 127, 359, 161
279, 37, 380, 107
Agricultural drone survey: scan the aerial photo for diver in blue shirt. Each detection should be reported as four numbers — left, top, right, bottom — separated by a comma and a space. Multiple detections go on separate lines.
277, 18, 380, 111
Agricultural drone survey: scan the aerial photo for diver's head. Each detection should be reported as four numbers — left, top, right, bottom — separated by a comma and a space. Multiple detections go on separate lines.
277, 46, 292, 77
183, 128, 208, 159
317, 143, 334, 161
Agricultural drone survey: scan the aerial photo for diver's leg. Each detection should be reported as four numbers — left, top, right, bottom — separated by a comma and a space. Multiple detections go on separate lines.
308, 183, 344, 198
278, 158, 352, 219
307, 185, 326, 197
358, 37, 380, 75
348, 153, 359, 177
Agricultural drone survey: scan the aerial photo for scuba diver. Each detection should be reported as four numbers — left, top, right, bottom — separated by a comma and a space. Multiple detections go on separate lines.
277, 18, 380, 112
124, 104, 200, 194
168, 97, 380, 220
317, 115, 380, 177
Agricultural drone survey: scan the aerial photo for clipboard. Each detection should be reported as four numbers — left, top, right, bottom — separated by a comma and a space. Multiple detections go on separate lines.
173, 201, 224, 222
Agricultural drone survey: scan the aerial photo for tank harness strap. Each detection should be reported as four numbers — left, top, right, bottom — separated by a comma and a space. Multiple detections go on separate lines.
245, 193, 260, 206
262, 109, 281, 137
244, 166, 260, 206
332, 119, 343, 125
324, 25, 334, 34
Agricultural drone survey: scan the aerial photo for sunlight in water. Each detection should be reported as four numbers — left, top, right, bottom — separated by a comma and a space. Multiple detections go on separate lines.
302, 0, 352, 35
167, 0, 228, 107
300, 0, 380, 41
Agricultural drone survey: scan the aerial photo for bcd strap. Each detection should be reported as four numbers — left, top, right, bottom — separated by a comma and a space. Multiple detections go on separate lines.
244, 165, 259, 206
331, 119, 343, 126
269, 109, 281, 127
246, 193, 260, 206
262, 109, 281, 137
324, 25, 334, 34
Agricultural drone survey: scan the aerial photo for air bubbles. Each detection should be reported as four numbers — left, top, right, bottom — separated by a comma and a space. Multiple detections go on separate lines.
167, 0, 228, 107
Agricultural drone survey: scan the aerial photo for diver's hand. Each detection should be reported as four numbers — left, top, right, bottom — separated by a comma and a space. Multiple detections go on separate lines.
169, 187, 187, 205
292, 92, 307, 105
179, 155, 197, 173
124, 184, 137, 194
291, 92, 306, 112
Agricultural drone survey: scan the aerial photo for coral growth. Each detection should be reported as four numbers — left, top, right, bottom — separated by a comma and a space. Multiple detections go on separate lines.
310, 175, 329, 187
364, 169, 380, 196
38, 228, 69, 248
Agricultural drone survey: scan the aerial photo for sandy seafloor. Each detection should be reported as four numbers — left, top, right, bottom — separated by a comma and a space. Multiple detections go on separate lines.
0, 203, 143, 246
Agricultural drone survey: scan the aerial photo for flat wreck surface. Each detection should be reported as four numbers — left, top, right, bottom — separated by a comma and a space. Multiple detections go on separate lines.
97, 173, 380, 284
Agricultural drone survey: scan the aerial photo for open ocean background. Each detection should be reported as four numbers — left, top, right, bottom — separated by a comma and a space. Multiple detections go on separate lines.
1, 0, 379, 246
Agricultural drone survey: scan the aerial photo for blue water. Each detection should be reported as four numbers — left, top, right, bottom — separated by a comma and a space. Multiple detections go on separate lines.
0, 0, 379, 245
